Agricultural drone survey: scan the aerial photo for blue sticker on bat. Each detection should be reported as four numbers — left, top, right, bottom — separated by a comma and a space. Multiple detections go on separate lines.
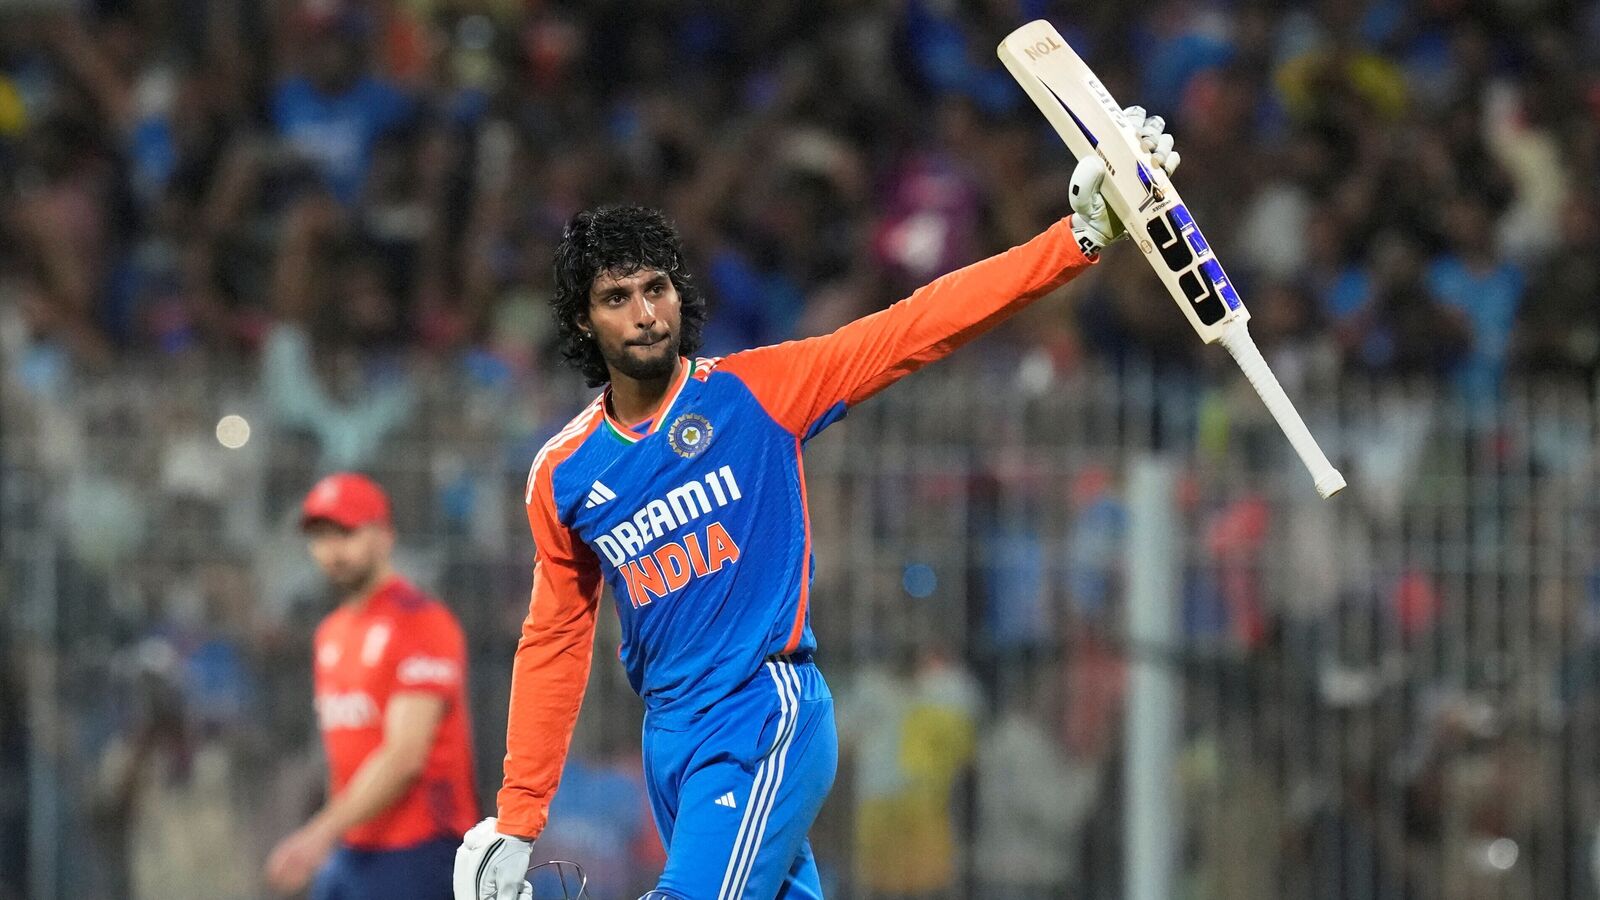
1041, 81, 1099, 147
1134, 162, 1161, 211
1168, 205, 1209, 257
1199, 259, 1242, 311
1065, 107, 1099, 147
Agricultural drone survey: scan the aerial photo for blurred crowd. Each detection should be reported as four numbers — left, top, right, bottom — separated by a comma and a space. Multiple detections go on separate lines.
3, 0, 1600, 390
7, 0, 1600, 898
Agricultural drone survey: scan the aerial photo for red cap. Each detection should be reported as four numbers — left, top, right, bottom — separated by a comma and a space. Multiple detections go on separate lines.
300, 473, 392, 530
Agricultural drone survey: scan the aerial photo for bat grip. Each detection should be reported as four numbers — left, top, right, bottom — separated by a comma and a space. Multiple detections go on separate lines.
1216, 320, 1346, 499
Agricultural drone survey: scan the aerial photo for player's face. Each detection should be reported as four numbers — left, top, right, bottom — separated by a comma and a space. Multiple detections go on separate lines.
584, 268, 682, 382
306, 522, 392, 598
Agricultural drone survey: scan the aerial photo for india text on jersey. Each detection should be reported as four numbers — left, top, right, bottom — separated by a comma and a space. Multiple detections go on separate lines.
593, 465, 743, 564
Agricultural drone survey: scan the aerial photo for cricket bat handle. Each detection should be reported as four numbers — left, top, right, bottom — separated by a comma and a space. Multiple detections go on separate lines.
1216, 320, 1346, 499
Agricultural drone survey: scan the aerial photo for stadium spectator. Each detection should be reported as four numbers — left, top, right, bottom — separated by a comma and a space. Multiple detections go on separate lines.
90, 635, 256, 900
1426, 195, 1525, 413
271, 9, 413, 207
975, 665, 1096, 900
841, 643, 979, 899
1513, 196, 1600, 382
260, 195, 416, 471
1327, 231, 1470, 377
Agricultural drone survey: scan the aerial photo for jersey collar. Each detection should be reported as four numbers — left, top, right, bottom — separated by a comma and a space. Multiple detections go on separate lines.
603, 357, 691, 444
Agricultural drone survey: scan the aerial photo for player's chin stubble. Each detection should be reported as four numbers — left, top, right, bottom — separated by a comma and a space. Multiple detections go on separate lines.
607, 335, 679, 382
328, 564, 379, 599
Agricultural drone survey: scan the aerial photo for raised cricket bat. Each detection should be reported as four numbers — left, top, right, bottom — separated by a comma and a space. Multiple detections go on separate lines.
999, 20, 1346, 499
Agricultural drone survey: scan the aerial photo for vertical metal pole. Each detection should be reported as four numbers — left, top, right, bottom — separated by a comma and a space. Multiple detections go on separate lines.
25, 532, 60, 900
1123, 457, 1180, 900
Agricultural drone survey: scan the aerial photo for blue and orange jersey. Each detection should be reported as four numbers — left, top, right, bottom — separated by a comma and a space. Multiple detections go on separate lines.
313, 576, 479, 849
496, 217, 1094, 838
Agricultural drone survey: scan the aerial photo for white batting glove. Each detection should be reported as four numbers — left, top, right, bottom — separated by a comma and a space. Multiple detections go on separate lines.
453, 818, 534, 900
1122, 105, 1181, 175
1069, 106, 1179, 259
1069, 156, 1118, 258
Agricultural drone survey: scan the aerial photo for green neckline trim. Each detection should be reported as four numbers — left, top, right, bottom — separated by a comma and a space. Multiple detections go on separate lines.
602, 417, 638, 445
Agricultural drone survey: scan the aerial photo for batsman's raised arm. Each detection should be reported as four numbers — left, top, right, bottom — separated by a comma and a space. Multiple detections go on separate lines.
715, 217, 1089, 436
716, 108, 1176, 436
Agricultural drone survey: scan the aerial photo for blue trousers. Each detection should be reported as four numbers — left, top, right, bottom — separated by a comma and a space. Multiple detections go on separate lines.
643, 658, 837, 899
310, 836, 454, 900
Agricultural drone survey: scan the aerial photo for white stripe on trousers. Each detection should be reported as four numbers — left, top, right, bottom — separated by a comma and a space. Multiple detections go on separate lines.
716, 663, 787, 899
726, 662, 802, 899
716, 661, 801, 900
729, 659, 806, 896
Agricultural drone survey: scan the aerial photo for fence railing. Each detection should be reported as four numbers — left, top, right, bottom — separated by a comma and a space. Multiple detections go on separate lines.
4, 353, 1599, 899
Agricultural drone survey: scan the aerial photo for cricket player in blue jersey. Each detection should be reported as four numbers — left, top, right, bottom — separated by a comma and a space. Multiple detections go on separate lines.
455, 111, 1179, 899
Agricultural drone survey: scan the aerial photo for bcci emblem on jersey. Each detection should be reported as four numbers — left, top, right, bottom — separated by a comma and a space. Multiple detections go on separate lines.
668, 413, 713, 459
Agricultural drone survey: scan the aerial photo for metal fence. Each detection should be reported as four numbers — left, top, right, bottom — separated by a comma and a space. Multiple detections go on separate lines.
3, 349, 1599, 899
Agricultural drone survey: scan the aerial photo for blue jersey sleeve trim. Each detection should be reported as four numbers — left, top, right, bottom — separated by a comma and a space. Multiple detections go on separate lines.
802, 401, 848, 443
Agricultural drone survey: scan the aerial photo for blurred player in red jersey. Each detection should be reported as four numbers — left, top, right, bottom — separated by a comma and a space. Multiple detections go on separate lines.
266, 473, 479, 899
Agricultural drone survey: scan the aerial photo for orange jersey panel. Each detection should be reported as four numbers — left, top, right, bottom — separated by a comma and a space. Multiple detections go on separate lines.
497, 403, 606, 838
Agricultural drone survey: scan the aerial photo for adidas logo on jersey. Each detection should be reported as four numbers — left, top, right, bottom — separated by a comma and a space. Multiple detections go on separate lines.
715, 792, 737, 809
585, 481, 616, 508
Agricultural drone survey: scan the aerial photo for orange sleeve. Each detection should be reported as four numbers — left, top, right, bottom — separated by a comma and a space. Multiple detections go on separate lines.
716, 217, 1093, 436
495, 462, 603, 839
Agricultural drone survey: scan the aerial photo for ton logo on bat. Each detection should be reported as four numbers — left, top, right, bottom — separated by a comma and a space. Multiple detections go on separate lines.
1022, 37, 1062, 61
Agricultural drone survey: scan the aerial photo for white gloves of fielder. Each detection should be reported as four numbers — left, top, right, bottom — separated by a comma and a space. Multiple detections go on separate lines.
453, 818, 534, 900
1069, 105, 1181, 259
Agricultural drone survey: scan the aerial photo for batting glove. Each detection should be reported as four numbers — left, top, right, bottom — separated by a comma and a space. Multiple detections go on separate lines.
1124, 105, 1181, 174
1069, 106, 1180, 258
453, 818, 534, 900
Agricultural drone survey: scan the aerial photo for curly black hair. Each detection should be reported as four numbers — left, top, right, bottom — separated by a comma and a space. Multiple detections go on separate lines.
551, 205, 708, 387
